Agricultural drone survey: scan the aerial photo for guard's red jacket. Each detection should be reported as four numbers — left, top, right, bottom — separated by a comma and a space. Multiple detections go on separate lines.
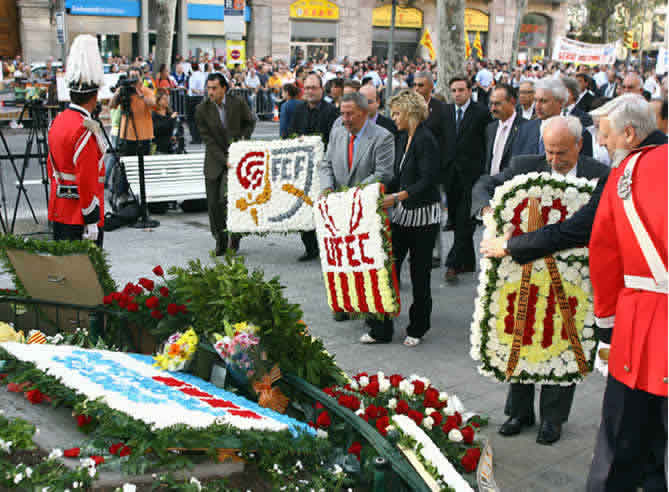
589, 144, 667, 397
47, 105, 104, 226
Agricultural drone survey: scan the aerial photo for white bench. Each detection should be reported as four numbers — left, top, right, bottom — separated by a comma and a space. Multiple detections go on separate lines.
120, 153, 206, 204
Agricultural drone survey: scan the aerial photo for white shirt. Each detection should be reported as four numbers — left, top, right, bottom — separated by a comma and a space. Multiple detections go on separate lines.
520, 102, 535, 120
188, 71, 207, 96
454, 99, 470, 125
245, 74, 261, 89
490, 112, 516, 175
593, 71, 609, 88
552, 164, 578, 178
475, 68, 493, 88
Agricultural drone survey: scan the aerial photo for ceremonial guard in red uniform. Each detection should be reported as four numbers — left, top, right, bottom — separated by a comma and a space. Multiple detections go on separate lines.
48, 35, 106, 246
587, 142, 668, 491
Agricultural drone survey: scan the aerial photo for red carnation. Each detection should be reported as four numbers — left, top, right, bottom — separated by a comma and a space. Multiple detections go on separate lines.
454, 411, 463, 427
314, 402, 324, 410
76, 414, 92, 427
307, 421, 316, 429
151, 310, 164, 320
103, 295, 113, 305
461, 447, 482, 473
377, 406, 388, 418
316, 411, 331, 429
109, 443, 123, 455
64, 447, 80, 458
322, 387, 335, 397
178, 304, 188, 314
119, 446, 132, 457
461, 426, 475, 444
376, 415, 390, 436
127, 302, 139, 312
430, 411, 443, 426
167, 303, 179, 316
354, 372, 368, 381
111, 292, 121, 301
442, 415, 459, 434
91, 455, 105, 465
160, 286, 170, 297
122, 282, 135, 295
138, 277, 155, 291
389, 374, 403, 387
25, 389, 47, 404
7, 382, 30, 393
407, 409, 424, 426
152, 265, 165, 277
423, 387, 440, 408
145, 296, 160, 309
348, 441, 362, 460
411, 380, 425, 395
0, 374, 7, 381
362, 380, 379, 397
365, 405, 379, 419
396, 399, 409, 415
133, 285, 144, 296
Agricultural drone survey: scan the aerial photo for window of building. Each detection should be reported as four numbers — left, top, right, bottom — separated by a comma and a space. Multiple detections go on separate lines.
519, 13, 551, 60
97, 34, 120, 58
290, 20, 337, 65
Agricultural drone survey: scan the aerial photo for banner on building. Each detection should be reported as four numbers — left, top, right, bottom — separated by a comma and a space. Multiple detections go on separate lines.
420, 28, 435, 61
657, 47, 668, 75
552, 37, 619, 66
226, 41, 246, 68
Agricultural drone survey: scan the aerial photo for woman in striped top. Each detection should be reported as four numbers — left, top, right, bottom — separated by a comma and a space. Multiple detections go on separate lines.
382, 89, 441, 347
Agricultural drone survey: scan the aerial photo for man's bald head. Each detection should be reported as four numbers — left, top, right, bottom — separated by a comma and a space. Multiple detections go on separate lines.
359, 84, 379, 118
622, 73, 643, 95
541, 115, 583, 175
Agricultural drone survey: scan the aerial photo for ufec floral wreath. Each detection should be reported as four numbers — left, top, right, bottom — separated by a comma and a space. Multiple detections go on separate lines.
471, 172, 598, 385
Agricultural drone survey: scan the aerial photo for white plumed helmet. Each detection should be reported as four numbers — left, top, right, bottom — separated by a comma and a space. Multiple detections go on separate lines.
65, 34, 104, 93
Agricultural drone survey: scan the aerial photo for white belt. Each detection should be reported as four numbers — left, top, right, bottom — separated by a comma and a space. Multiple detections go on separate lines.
53, 170, 76, 181
624, 275, 669, 294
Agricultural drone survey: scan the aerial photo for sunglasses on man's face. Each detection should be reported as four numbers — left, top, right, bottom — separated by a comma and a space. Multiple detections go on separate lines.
415, 83, 425, 87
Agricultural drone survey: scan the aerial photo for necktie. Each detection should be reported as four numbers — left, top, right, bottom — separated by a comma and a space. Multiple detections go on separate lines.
538, 136, 545, 155
456, 108, 463, 133
348, 134, 355, 170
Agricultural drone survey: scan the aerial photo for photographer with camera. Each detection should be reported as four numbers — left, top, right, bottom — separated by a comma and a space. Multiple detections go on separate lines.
152, 88, 183, 154
47, 35, 106, 246
110, 68, 156, 195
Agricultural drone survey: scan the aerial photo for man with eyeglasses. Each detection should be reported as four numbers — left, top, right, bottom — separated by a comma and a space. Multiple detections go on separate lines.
621, 73, 643, 96
286, 73, 339, 262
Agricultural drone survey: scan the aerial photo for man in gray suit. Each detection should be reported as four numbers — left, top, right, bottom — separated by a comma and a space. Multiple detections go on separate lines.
472, 115, 609, 445
472, 115, 608, 219
320, 92, 394, 192
320, 91, 395, 330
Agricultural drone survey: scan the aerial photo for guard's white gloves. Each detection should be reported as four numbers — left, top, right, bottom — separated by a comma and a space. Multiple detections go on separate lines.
594, 341, 610, 377
83, 223, 99, 241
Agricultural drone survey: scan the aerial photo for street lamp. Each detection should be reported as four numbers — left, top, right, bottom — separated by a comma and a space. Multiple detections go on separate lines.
384, 0, 397, 116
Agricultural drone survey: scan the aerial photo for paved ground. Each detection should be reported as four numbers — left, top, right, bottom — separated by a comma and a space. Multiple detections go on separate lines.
0, 121, 607, 491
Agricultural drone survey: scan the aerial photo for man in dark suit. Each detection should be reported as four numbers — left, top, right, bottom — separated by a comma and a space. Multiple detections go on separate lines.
287, 73, 339, 262
599, 68, 618, 99
360, 84, 397, 135
476, 115, 610, 445
484, 83, 525, 176
414, 71, 449, 268
443, 74, 492, 282
575, 73, 595, 112
511, 78, 593, 158
195, 72, 255, 256
516, 81, 537, 120
563, 77, 594, 128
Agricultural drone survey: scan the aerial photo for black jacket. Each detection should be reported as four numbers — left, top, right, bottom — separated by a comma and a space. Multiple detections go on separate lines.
569, 106, 594, 129
507, 130, 668, 264
375, 113, 398, 136
387, 123, 441, 210
423, 97, 449, 183
286, 99, 339, 149
575, 92, 595, 113
483, 115, 526, 175
472, 153, 609, 218
443, 100, 492, 187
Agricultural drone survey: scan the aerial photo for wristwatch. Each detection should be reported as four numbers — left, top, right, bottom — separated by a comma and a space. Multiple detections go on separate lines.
393, 193, 399, 205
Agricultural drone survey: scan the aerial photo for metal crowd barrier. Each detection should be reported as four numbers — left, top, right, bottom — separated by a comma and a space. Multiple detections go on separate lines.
168, 88, 276, 119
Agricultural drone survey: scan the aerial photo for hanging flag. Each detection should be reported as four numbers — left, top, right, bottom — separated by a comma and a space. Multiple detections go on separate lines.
419, 28, 436, 61
474, 31, 484, 59
465, 33, 472, 59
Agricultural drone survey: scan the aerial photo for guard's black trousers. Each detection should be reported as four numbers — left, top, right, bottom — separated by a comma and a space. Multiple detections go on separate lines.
52, 222, 104, 248
586, 375, 667, 492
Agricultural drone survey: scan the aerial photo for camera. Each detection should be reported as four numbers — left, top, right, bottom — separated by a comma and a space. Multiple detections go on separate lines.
114, 74, 139, 113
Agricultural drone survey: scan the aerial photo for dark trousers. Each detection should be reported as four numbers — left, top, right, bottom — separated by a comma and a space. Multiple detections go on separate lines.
52, 222, 104, 248
587, 375, 667, 492
301, 230, 318, 255
205, 173, 240, 249
187, 95, 204, 143
504, 383, 576, 424
445, 174, 476, 270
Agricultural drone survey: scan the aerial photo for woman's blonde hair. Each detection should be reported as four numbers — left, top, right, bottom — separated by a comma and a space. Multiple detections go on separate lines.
388, 89, 429, 126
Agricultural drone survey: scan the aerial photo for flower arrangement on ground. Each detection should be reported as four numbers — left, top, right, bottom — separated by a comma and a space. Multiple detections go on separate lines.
313, 372, 487, 490
471, 172, 598, 385
153, 328, 199, 371
314, 183, 400, 315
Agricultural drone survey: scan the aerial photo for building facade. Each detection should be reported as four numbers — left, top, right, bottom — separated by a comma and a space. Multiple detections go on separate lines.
247, 0, 570, 63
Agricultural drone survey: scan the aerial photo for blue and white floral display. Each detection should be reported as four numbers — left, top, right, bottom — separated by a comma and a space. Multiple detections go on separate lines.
0, 343, 314, 437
